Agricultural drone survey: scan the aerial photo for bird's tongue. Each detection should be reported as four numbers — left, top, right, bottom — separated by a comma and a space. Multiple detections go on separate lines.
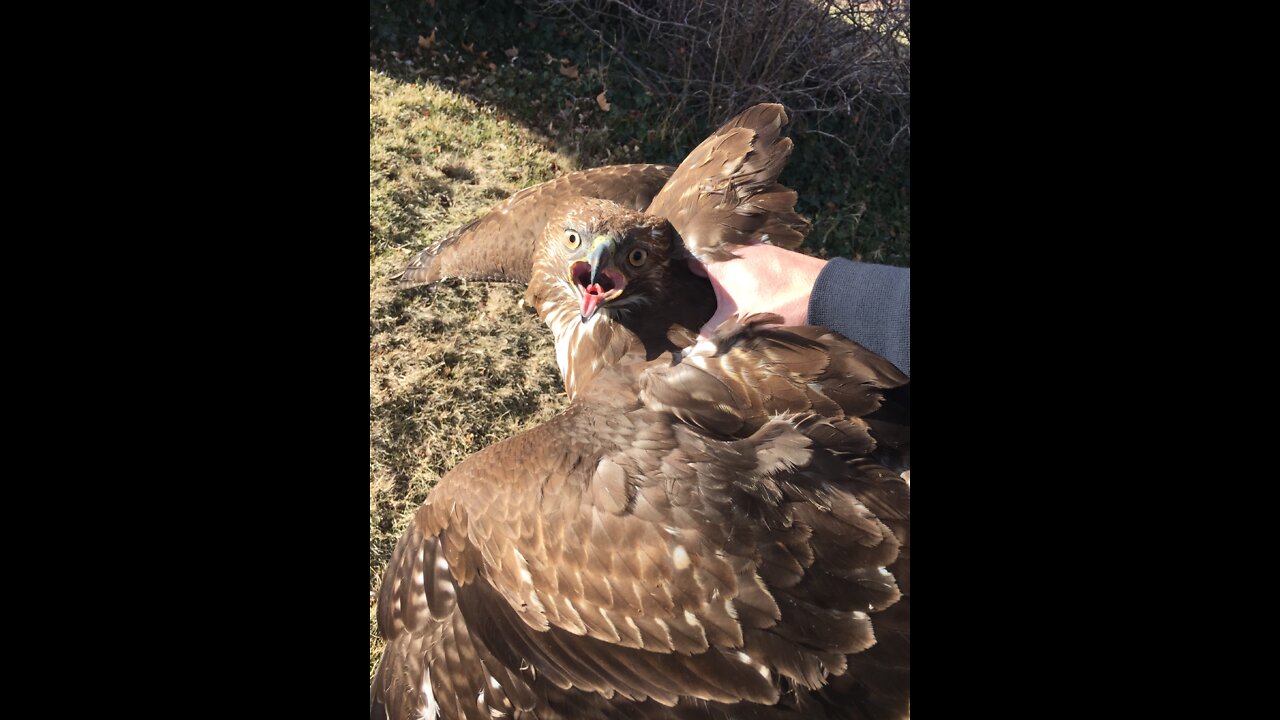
581, 283, 607, 318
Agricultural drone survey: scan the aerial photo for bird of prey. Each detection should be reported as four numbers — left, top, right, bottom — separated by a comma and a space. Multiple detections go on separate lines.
372, 104, 910, 719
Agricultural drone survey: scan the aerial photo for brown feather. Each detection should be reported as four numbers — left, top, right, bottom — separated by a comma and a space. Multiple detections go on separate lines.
394, 164, 676, 289
645, 104, 811, 262
375, 105, 909, 720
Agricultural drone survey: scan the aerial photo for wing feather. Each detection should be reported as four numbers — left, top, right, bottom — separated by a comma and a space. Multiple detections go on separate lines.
645, 104, 811, 262
394, 163, 675, 289
374, 314, 910, 717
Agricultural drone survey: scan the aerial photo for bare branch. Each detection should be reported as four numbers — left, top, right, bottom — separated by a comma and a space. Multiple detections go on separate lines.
532, 0, 909, 167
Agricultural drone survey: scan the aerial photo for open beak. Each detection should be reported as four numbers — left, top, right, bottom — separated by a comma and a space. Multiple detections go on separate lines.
570, 238, 627, 321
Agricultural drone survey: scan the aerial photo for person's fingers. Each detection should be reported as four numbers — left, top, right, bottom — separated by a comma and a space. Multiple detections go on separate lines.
698, 308, 732, 342
698, 270, 736, 339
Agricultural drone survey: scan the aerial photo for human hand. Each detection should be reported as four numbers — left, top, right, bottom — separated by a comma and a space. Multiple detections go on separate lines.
689, 243, 828, 337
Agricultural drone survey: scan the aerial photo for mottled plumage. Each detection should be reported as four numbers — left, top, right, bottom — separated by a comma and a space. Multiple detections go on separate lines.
373, 105, 910, 720
393, 164, 677, 289
393, 104, 810, 291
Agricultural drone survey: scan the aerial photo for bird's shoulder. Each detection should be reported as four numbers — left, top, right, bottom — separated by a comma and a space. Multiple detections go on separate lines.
639, 313, 908, 442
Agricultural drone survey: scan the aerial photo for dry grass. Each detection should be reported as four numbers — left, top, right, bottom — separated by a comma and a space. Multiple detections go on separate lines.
370, 70, 576, 257
369, 69, 574, 675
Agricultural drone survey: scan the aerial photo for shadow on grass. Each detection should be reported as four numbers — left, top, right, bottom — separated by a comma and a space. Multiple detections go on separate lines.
369, 0, 909, 265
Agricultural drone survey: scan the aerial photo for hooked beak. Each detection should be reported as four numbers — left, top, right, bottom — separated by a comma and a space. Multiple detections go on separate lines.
570, 236, 627, 321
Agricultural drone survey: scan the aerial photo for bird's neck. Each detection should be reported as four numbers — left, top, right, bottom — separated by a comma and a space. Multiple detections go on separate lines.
543, 306, 649, 400
533, 263, 716, 400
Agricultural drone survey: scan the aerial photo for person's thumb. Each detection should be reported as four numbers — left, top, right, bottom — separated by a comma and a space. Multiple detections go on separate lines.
698, 270, 736, 340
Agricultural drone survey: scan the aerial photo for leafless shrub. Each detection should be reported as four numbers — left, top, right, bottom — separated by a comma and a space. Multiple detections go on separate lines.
533, 0, 910, 163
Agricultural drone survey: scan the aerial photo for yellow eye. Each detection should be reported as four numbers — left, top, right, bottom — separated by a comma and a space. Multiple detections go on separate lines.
628, 248, 647, 266
565, 231, 580, 250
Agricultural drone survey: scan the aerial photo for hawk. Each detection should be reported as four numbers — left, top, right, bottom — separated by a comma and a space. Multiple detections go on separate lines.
372, 104, 910, 719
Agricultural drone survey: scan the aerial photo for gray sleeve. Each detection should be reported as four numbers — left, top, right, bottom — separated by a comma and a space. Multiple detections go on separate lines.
807, 258, 910, 377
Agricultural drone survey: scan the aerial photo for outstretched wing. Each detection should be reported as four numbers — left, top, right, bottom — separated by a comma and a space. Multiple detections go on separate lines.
643, 314, 911, 717
372, 510, 543, 720
393, 163, 675, 289
374, 331, 910, 717
645, 104, 812, 262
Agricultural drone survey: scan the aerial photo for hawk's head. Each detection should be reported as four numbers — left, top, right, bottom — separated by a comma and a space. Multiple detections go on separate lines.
527, 198, 676, 324
526, 198, 703, 397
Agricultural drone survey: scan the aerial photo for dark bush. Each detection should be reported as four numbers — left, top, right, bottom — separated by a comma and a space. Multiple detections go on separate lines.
371, 0, 910, 263
536, 0, 909, 262
533, 1, 908, 165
